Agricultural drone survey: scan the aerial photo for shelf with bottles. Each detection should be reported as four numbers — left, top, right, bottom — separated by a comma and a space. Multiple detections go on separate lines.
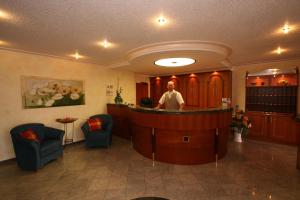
246, 74, 298, 87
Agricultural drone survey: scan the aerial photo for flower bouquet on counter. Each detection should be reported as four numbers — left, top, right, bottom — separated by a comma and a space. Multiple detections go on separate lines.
114, 87, 123, 104
231, 109, 252, 142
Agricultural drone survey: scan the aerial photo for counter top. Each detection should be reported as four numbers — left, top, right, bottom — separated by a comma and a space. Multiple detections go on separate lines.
130, 105, 231, 114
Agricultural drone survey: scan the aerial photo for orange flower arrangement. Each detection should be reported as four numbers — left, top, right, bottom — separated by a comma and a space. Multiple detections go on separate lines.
231, 110, 252, 137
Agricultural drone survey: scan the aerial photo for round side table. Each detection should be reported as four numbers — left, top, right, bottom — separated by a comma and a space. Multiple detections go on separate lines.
56, 118, 78, 145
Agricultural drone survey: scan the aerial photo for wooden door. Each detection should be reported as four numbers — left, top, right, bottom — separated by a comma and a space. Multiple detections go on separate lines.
247, 111, 267, 139
270, 113, 298, 144
207, 75, 223, 108
186, 76, 200, 107
136, 82, 148, 105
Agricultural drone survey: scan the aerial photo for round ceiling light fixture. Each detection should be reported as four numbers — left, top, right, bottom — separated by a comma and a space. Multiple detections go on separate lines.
154, 58, 195, 67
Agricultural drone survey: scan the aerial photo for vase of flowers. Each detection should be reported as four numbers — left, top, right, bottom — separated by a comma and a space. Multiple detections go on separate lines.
231, 109, 252, 143
114, 87, 123, 104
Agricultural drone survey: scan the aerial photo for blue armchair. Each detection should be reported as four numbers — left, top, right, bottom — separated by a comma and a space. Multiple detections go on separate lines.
10, 123, 64, 171
81, 114, 113, 148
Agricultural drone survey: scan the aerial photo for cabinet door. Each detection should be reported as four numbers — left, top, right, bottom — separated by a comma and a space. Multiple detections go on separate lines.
270, 113, 298, 144
150, 78, 163, 105
186, 76, 200, 107
247, 111, 267, 139
207, 75, 223, 108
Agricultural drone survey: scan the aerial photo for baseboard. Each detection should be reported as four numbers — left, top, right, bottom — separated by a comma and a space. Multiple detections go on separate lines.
0, 157, 16, 165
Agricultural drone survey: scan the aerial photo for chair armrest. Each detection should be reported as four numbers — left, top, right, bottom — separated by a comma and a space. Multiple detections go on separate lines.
44, 127, 65, 141
17, 137, 40, 148
81, 122, 90, 137
105, 120, 113, 133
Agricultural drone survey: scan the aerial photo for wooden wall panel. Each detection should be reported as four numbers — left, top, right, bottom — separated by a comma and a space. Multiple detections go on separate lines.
150, 77, 163, 104
150, 70, 232, 108
207, 75, 224, 108
186, 75, 200, 107
136, 82, 148, 105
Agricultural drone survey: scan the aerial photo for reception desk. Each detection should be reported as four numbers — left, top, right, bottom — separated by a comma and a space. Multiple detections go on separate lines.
107, 104, 232, 165
297, 115, 300, 169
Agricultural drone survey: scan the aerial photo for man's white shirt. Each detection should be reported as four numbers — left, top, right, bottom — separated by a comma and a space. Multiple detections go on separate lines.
159, 90, 184, 105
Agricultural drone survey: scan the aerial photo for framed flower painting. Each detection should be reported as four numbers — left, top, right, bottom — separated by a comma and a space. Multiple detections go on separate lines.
21, 76, 85, 108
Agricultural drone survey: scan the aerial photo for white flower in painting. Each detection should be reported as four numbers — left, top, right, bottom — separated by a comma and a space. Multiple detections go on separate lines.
33, 83, 47, 89
37, 88, 49, 96
29, 88, 37, 95
45, 99, 55, 107
70, 93, 80, 100
70, 86, 82, 94
58, 86, 71, 95
52, 93, 63, 100
47, 88, 56, 95
36, 98, 43, 105
48, 81, 62, 91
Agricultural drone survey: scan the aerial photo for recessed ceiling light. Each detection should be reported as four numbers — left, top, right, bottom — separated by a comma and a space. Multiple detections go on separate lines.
0, 40, 9, 46
154, 58, 195, 67
276, 47, 283, 54
98, 39, 112, 48
70, 51, 84, 60
272, 47, 287, 55
0, 9, 11, 20
157, 16, 167, 26
277, 47, 282, 54
282, 24, 290, 34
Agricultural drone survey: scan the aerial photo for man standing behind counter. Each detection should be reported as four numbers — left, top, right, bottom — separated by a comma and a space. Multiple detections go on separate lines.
156, 81, 185, 110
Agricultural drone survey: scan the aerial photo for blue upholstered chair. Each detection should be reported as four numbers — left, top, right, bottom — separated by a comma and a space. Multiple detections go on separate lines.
10, 123, 64, 171
81, 114, 113, 148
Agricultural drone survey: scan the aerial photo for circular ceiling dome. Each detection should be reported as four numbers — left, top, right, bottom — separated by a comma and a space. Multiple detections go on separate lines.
154, 57, 195, 67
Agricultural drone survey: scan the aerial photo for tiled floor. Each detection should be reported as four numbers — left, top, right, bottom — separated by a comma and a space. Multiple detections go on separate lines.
0, 137, 299, 200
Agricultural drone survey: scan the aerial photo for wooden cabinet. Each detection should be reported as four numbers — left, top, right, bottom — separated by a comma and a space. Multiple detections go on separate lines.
107, 104, 131, 140
150, 70, 232, 108
247, 111, 267, 139
245, 70, 299, 145
246, 72, 298, 113
247, 111, 298, 145
270, 113, 298, 144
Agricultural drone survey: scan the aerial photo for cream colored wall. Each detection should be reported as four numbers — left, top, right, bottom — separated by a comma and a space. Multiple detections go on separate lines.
0, 49, 136, 161
232, 59, 300, 114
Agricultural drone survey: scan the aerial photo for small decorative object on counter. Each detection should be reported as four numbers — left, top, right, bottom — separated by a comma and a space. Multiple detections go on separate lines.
231, 110, 252, 143
114, 86, 123, 104
140, 97, 154, 108
222, 98, 231, 109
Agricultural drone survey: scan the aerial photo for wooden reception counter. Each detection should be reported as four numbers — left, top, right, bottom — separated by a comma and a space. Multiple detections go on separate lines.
107, 104, 232, 165
297, 115, 300, 170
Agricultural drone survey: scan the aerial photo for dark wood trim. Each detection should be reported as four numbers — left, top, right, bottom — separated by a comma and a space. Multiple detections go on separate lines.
0, 158, 16, 165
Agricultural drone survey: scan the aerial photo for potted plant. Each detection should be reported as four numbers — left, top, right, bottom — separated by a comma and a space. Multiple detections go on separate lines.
114, 87, 123, 104
231, 110, 252, 143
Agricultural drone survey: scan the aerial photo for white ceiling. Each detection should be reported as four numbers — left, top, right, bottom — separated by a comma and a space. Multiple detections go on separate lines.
0, 0, 300, 75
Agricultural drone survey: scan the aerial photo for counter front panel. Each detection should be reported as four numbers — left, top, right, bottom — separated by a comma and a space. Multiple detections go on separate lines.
107, 104, 232, 165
